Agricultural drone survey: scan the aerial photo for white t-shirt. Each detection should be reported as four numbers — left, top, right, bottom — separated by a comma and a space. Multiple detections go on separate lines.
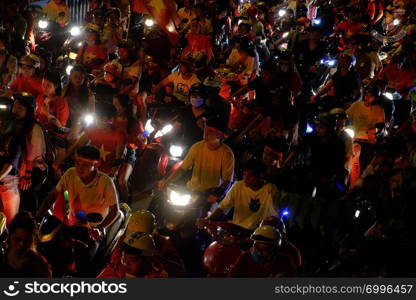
218, 180, 280, 230
167, 71, 200, 103
346, 101, 385, 140
55, 168, 118, 226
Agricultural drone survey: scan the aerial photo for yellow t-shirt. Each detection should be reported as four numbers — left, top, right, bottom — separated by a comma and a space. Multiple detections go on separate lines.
181, 141, 235, 192
42, 1, 69, 26
218, 180, 280, 230
346, 101, 385, 141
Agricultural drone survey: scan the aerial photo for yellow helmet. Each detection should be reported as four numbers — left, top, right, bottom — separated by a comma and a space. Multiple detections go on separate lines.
19, 54, 40, 68
122, 232, 156, 256
0, 212, 6, 235
127, 210, 156, 234
251, 225, 282, 246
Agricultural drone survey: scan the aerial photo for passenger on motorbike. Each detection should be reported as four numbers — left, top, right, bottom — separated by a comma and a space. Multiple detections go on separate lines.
53, 102, 127, 177
228, 225, 297, 277
0, 212, 51, 277
197, 159, 280, 231
98, 232, 168, 278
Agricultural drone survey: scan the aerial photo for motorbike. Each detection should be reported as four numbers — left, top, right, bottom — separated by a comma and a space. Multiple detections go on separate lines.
202, 221, 252, 277
37, 203, 131, 277
0, 212, 7, 259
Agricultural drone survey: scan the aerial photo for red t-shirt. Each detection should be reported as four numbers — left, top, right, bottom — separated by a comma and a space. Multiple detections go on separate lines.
113, 117, 144, 149
85, 125, 127, 174
10, 76, 43, 98
36, 95, 70, 127
182, 33, 212, 60
378, 63, 416, 95
77, 44, 108, 68
335, 21, 362, 36
228, 251, 296, 277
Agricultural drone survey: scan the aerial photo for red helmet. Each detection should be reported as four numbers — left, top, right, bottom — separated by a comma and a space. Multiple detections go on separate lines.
103, 61, 122, 77
203, 241, 243, 276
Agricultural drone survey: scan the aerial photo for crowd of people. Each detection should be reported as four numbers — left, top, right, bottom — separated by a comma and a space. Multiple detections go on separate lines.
0, 0, 416, 278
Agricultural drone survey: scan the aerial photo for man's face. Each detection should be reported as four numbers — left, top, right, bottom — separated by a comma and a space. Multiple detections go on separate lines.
118, 47, 129, 60
204, 125, 221, 144
278, 60, 291, 73
253, 241, 274, 257
243, 170, 261, 188
54, 0, 63, 4
121, 252, 143, 275
316, 124, 328, 137
179, 63, 191, 76
19, 63, 35, 78
364, 92, 376, 104
75, 156, 97, 181
262, 146, 282, 166
10, 228, 33, 255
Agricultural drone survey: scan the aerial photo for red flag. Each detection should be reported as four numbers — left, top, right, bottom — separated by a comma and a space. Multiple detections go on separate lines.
131, 0, 180, 45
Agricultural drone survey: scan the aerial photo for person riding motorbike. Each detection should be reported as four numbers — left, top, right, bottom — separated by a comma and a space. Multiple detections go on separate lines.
228, 225, 297, 277
42, 0, 70, 28
158, 116, 234, 207
36, 145, 119, 273
196, 159, 280, 231
0, 211, 51, 277
98, 232, 168, 278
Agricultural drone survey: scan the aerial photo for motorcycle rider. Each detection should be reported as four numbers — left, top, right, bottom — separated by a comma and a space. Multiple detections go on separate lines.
42, 0, 70, 28
228, 225, 297, 277
159, 116, 234, 206
36, 145, 119, 272
197, 159, 280, 231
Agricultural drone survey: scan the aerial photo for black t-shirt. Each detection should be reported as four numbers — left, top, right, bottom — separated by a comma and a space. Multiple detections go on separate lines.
247, 77, 279, 109
332, 70, 361, 100
295, 133, 346, 176
294, 39, 328, 71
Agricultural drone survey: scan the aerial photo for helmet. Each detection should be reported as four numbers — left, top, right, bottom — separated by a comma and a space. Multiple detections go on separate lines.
364, 85, 381, 97
103, 61, 122, 77
118, 39, 134, 49
203, 241, 243, 276
122, 232, 156, 256
313, 112, 336, 129
127, 210, 156, 234
247, 5, 258, 17
19, 54, 40, 68
251, 225, 282, 246
189, 83, 208, 96
260, 216, 286, 235
107, 7, 121, 19
13, 92, 37, 109
329, 107, 347, 119
85, 23, 100, 34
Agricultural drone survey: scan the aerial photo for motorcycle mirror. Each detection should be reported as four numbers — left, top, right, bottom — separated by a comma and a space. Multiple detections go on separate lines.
86, 213, 103, 224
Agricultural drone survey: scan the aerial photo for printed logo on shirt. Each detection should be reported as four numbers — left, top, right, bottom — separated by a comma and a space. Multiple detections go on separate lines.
176, 83, 191, 98
249, 198, 261, 212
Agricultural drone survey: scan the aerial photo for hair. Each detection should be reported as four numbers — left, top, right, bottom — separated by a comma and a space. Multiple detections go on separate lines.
9, 211, 36, 236
44, 70, 62, 96
76, 145, 100, 161
64, 64, 90, 107
114, 93, 137, 134
264, 138, 288, 154
244, 159, 267, 177
96, 102, 116, 120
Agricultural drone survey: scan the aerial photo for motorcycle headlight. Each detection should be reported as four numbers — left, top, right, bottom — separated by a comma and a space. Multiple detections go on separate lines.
155, 124, 173, 138
83, 114, 94, 127
278, 9, 286, 18
145, 18, 155, 27
393, 19, 400, 26
170, 145, 183, 157
344, 128, 355, 139
0, 104, 8, 110
68, 52, 78, 60
383, 92, 394, 101
38, 19, 49, 29
66, 65, 74, 75
70, 26, 81, 37
168, 190, 191, 206
312, 18, 321, 25
282, 32, 289, 38
144, 119, 154, 135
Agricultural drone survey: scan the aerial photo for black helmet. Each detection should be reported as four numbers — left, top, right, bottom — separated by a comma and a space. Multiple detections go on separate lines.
189, 83, 208, 96
13, 92, 37, 110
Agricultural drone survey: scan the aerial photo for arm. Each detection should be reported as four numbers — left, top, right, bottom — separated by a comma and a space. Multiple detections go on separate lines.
0, 164, 13, 181
53, 133, 89, 168
152, 76, 171, 95
100, 204, 119, 229
35, 189, 57, 220
230, 85, 250, 99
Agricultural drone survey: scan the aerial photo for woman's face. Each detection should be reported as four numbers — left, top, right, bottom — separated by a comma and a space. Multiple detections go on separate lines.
19, 63, 35, 78
104, 71, 115, 83
86, 31, 97, 43
9, 228, 34, 255
42, 78, 56, 96
12, 100, 28, 120
190, 21, 201, 34
118, 48, 130, 60
70, 71, 85, 87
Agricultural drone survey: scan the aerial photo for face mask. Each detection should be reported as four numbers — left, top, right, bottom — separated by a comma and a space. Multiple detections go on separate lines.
190, 96, 204, 107
251, 249, 274, 264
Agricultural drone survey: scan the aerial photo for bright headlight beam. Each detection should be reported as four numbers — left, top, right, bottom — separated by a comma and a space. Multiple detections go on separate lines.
38, 20, 48, 29
169, 190, 191, 206
70, 26, 81, 36
170, 145, 183, 157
